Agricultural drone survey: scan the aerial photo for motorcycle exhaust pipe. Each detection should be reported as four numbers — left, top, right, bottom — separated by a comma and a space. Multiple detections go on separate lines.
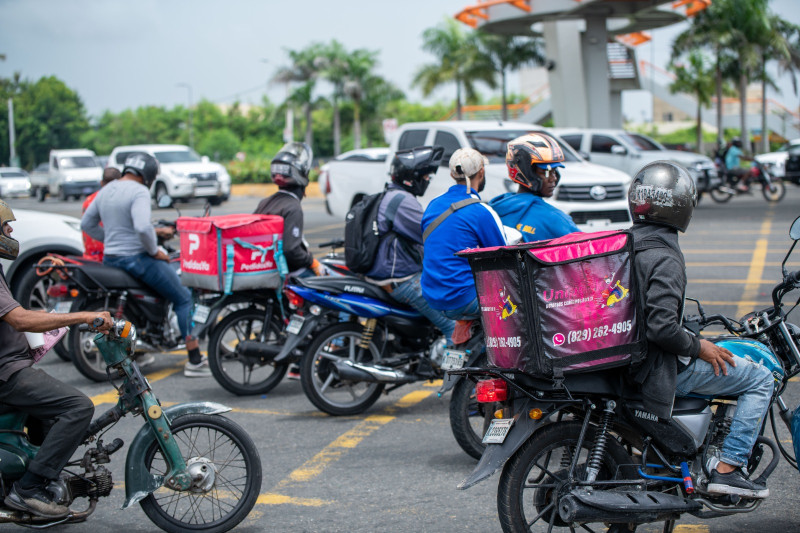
332, 360, 415, 384
558, 490, 697, 524
236, 340, 282, 362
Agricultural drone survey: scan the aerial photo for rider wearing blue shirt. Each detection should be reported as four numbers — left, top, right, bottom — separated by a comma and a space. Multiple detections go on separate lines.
489, 133, 578, 242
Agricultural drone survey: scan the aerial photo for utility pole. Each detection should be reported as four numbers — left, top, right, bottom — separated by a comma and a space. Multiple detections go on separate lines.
8, 98, 18, 167
177, 83, 194, 150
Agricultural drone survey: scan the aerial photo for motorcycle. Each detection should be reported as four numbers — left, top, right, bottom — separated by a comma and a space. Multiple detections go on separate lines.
0, 319, 261, 532
449, 215, 800, 532
710, 158, 786, 203
205, 239, 350, 396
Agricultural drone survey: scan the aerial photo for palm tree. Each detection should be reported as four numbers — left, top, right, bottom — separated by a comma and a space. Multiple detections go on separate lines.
669, 50, 718, 153
316, 40, 350, 156
477, 32, 544, 120
272, 45, 322, 150
413, 18, 495, 121
342, 48, 378, 150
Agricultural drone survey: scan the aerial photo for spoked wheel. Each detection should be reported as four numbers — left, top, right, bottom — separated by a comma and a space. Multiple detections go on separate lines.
761, 179, 786, 202
497, 421, 633, 533
449, 376, 491, 460
207, 308, 287, 396
140, 414, 262, 533
69, 300, 118, 382
300, 322, 385, 416
15, 266, 71, 361
709, 186, 734, 203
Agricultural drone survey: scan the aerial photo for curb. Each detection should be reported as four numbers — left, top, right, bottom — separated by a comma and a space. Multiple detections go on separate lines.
230, 183, 322, 198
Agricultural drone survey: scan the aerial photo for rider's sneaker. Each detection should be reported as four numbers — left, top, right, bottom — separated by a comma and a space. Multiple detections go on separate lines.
184, 356, 211, 378
707, 467, 769, 499
4, 482, 69, 518
135, 353, 155, 368
286, 364, 301, 381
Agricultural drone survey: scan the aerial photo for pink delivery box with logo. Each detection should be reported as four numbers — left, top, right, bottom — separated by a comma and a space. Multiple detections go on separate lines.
458, 230, 647, 379
176, 214, 286, 293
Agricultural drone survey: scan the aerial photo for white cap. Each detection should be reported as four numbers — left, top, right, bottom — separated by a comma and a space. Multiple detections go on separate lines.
449, 148, 488, 192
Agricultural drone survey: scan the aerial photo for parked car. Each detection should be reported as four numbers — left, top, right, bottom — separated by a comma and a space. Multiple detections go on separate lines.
318, 147, 390, 215
108, 144, 231, 206
552, 128, 721, 193
322, 121, 633, 232
29, 149, 103, 202
0, 167, 32, 198
755, 138, 800, 179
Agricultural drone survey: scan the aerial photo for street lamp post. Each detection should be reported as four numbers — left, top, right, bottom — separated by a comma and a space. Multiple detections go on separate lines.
177, 83, 194, 149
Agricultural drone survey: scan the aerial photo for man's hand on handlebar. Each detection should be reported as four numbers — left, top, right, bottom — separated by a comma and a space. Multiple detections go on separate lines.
155, 226, 176, 240
87, 312, 113, 333
698, 339, 736, 376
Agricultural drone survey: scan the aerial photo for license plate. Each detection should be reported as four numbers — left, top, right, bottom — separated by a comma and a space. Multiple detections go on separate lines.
440, 349, 467, 370
53, 301, 73, 313
193, 304, 210, 324
286, 314, 305, 335
483, 418, 515, 444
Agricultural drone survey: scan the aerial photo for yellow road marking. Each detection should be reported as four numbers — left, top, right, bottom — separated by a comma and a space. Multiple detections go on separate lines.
306, 223, 344, 236
737, 217, 772, 318
90, 363, 184, 406
258, 388, 434, 506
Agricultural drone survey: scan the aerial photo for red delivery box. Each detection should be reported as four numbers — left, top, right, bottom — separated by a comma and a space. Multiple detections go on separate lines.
176, 214, 286, 293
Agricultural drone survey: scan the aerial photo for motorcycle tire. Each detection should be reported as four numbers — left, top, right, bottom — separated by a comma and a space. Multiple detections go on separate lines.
709, 187, 734, 203
300, 322, 385, 416
497, 421, 634, 533
70, 299, 132, 382
139, 413, 262, 533
207, 308, 287, 396
761, 180, 786, 203
449, 374, 490, 461
14, 266, 71, 362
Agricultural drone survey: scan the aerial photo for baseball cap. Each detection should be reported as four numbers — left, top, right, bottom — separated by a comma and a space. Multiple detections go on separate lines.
449, 148, 489, 180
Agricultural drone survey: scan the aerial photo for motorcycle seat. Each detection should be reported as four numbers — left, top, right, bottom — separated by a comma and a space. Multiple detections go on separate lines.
71, 262, 149, 290
294, 275, 408, 309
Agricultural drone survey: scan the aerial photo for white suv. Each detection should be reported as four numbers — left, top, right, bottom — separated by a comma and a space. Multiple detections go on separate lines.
108, 145, 231, 205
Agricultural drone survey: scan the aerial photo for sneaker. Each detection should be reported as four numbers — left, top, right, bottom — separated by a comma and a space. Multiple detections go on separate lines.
286, 364, 301, 381
184, 356, 211, 378
4, 482, 69, 518
707, 467, 769, 499
135, 353, 156, 368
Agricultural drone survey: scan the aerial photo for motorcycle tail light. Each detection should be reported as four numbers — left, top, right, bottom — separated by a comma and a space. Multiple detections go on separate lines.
285, 289, 304, 309
476, 379, 508, 403
47, 284, 69, 298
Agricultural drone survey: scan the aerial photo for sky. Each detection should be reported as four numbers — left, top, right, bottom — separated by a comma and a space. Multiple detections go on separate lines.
1, 0, 798, 124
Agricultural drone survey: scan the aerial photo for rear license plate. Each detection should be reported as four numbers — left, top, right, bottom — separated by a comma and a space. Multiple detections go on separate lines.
440, 349, 467, 370
193, 304, 210, 324
286, 314, 305, 335
483, 418, 515, 444
53, 301, 73, 313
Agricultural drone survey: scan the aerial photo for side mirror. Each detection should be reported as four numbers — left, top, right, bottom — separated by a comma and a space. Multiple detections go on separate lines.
157, 194, 173, 209
611, 145, 627, 156
201, 156, 210, 164
790, 216, 800, 241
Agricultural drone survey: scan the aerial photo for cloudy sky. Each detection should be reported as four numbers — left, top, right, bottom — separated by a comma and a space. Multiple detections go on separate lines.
1, 0, 798, 122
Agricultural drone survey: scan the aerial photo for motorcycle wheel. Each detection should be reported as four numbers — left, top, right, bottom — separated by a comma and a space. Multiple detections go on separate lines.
449, 376, 490, 460
207, 308, 287, 396
761, 179, 786, 202
709, 187, 734, 203
14, 266, 71, 361
300, 322, 385, 416
139, 413, 261, 533
70, 300, 128, 382
497, 421, 633, 533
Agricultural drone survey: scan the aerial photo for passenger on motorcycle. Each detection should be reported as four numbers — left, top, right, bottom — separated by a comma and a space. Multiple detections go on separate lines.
253, 142, 328, 278
629, 161, 774, 499
81, 167, 120, 262
489, 133, 579, 242
724, 137, 753, 192
0, 200, 112, 518
421, 148, 509, 321
81, 153, 209, 378
362, 146, 455, 344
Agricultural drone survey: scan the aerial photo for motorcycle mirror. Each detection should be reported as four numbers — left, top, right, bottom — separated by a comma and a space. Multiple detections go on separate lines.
157, 195, 173, 209
790, 216, 800, 241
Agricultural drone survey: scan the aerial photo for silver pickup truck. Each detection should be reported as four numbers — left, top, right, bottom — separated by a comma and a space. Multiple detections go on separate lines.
29, 149, 103, 202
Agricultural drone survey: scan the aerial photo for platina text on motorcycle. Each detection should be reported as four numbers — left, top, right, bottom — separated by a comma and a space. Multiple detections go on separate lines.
0, 319, 261, 532
451, 215, 800, 532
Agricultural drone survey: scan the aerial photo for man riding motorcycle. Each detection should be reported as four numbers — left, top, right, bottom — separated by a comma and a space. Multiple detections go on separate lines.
630, 160, 774, 498
0, 200, 112, 518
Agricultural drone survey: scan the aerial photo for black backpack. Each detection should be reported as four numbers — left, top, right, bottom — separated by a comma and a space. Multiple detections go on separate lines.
344, 191, 405, 274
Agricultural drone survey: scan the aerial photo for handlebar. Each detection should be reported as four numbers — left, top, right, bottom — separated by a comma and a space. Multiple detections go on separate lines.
318, 239, 345, 250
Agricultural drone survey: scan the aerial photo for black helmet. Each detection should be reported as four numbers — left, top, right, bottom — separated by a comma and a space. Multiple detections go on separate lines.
628, 161, 697, 232
731, 137, 742, 148
271, 142, 313, 189
389, 145, 444, 197
122, 152, 159, 188
0, 200, 19, 261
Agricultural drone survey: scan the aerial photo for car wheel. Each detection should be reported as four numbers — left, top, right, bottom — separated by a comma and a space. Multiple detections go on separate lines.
37, 188, 47, 202
58, 188, 68, 202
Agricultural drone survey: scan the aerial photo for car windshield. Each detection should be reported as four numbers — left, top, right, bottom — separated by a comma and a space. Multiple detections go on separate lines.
0, 171, 27, 178
153, 150, 202, 164
59, 156, 99, 169
465, 130, 582, 164
620, 133, 663, 151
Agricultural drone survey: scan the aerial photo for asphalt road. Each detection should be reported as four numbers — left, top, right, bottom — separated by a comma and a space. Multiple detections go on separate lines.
7, 185, 800, 533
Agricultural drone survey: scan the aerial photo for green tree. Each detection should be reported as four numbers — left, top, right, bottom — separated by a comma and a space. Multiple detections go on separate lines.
197, 127, 240, 161
669, 50, 718, 154
317, 40, 351, 156
342, 48, 379, 150
414, 18, 496, 121
477, 32, 544, 120
273, 45, 323, 149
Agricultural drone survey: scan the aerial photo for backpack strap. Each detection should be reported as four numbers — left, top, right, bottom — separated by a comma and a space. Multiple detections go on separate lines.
423, 198, 480, 244
384, 193, 405, 230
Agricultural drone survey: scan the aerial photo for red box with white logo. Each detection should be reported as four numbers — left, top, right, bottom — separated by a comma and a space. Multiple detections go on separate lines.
176, 214, 285, 292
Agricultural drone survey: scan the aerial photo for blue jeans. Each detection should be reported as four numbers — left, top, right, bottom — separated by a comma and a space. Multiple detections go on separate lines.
676, 355, 775, 467
104, 253, 193, 339
391, 273, 455, 344
442, 297, 481, 322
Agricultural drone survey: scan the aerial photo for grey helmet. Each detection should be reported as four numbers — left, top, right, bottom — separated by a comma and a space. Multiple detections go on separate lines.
0, 200, 18, 261
271, 142, 313, 189
628, 161, 697, 232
